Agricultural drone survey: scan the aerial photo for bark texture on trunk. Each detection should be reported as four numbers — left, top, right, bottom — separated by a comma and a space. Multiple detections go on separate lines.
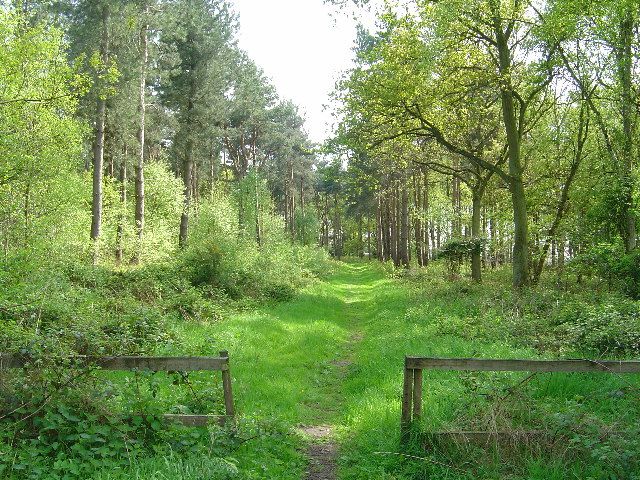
91, 5, 110, 263
492, 4, 529, 288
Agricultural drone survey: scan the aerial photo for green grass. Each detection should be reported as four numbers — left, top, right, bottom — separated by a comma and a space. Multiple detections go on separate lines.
93, 261, 640, 479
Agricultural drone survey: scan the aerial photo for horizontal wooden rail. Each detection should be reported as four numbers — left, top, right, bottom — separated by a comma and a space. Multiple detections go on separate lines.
405, 357, 640, 373
401, 356, 640, 443
0, 354, 229, 371
164, 414, 232, 427
1, 351, 235, 426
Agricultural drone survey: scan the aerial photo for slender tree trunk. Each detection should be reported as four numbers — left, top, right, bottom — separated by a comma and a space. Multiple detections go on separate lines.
532, 106, 588, 284
413, 172, 423, 267
133, 15, 148, 264
23, 182, 30, 247
91, 5, 109, 263
452, 167, 461, 238
423, 169, 430, 265
367, 215, 372, 260
400, 179, 410, 267
390, 186, 398, 266
482, 207, 488, 268
179, 137, 193, 248
116, 145, 127, 265
334, 193, 341, 259
255, 170, 262, 246
490, 215, 497, 268
430, 223, 436, 261
323, 193, 329, 247
178, 44, 197, 249
471, 190, 482, 282
382, 192, 390, 261
558, 234, 565, 269
376, 193, 384, 260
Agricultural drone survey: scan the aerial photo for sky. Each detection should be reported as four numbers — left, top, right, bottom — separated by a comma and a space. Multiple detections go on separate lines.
229, 0, 373, 144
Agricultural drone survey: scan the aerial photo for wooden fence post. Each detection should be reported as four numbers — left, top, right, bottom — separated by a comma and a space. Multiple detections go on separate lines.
412, 368, 423, 421
401, 357, 413, 442
220, 350, 235, 418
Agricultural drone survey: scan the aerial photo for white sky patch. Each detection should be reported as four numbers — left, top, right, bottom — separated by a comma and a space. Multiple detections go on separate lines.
229, 0, 377, 144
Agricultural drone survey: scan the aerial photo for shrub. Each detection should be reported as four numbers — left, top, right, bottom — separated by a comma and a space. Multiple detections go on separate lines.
571, 243, 640, 298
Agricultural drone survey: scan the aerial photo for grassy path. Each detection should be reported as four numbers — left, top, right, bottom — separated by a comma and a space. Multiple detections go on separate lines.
169, 261, 401, 478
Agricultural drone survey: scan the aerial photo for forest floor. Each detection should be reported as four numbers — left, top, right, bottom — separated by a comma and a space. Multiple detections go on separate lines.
153, 261, 640, 480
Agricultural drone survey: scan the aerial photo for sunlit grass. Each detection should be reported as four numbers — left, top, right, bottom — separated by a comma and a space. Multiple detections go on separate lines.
100, 260, 640, 479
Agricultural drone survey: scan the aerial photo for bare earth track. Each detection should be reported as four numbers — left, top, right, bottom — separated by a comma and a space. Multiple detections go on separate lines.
300, 425, 338, 480
299, 269, 372, 480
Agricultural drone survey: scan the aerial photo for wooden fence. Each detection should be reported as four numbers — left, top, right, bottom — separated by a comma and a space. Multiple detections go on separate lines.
401, 356, 640, 440
0, 351, 235, 427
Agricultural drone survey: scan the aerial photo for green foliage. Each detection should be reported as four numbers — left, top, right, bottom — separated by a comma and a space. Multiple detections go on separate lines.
1, 398, 296, 480
437, 238, 485, 261
572, 243, 640, 298
437, 238, 485, 276
0, 10, 89, 264
185, 180, 330, 300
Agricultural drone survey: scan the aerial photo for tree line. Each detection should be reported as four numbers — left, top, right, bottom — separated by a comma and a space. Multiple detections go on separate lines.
1, 0, 317, 267
326, 0, 639, 288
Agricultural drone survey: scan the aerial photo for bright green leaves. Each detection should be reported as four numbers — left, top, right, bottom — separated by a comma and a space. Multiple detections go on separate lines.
0, 9, 88, 262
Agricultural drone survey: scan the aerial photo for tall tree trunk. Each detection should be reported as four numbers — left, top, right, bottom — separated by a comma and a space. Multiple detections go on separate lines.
383, 189, 391, 261
376, 193, 384, 261
492, 7, 529, 288
617, 8, 636, 252
334, 193, 341, 259
179, 53, 197, 248
413, 171, 423, 267
367, 215, 372, 260
116, 146, 127, 265
91, 4, 109, 263
358, 215, 363, 258
558, 234, 565, 269
323, 193, 329, 247
255, 170, 262, 246
423, 169, 430, 266
490, 214, 497, 268
390, 186, 398, 266
481, 207, 488, 268
400, 179, 410, 267
452, 161, 461, 238
286, 160, 295, 238
471, 190, 482, 282
133, 14, 148, 264
179, 138, 193, 248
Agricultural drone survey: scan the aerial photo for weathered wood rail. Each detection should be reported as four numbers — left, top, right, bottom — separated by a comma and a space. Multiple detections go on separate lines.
401, 356, 640, 440
0, 351, 235, 427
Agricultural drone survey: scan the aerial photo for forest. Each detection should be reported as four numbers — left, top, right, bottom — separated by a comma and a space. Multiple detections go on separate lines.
1, 0, 640, 479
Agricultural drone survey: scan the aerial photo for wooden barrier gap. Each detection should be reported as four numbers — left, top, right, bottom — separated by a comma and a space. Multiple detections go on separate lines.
401, 356, 640, 442
0, 351, 235, 427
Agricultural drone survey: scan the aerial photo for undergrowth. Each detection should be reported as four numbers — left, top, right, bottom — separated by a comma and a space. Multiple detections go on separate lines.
0, 194, 329, 479
339, 262, 640, 479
